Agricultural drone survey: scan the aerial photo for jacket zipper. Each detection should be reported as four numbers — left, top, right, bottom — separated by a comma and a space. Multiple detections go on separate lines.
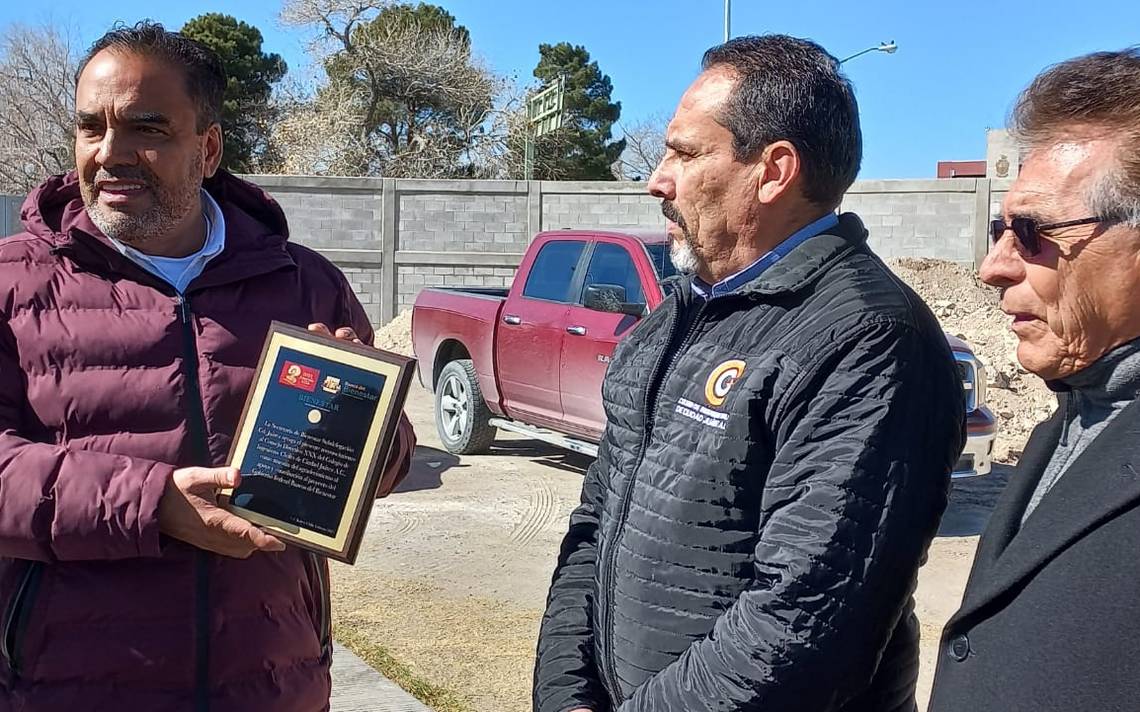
177, 294, 213, 712
311, 552, 332, 662
599, 298, 707, 705
1, 562, 43, 679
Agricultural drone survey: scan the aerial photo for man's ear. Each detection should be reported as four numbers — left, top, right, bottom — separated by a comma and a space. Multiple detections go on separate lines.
755, 140, 801, 206
203, 122, 224, 178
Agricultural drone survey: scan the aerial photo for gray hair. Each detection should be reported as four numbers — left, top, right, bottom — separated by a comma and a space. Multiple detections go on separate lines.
1087, 166, 1140, 229
1011, 48, 1140, 229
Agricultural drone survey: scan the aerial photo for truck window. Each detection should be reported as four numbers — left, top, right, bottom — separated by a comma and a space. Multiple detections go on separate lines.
581, 242, 645, 305
645, 244, 679, 281
522, 240, 587, 302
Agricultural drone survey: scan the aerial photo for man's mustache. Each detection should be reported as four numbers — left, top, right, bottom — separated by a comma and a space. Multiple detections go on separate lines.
661, 201, 687, 230
91, 168, 155, 190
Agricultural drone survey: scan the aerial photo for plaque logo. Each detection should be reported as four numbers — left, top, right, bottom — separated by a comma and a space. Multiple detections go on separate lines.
279, 361, 319, 392
321, 376, 342, 394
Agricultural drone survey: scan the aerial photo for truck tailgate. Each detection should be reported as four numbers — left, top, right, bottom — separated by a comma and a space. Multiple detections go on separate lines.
411, 287, 507, 407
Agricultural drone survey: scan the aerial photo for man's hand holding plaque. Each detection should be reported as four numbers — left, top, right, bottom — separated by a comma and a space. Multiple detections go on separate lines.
307, 322, 364, 344
159, 466, 286, 558
220, 321, 416, 564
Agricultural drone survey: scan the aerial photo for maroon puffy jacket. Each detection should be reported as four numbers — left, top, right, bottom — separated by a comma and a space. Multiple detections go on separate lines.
0, 171, 414, 711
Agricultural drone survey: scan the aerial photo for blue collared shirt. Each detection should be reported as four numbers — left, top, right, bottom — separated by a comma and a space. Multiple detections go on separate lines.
108, 189, 226, 294
691, 212, 839, 300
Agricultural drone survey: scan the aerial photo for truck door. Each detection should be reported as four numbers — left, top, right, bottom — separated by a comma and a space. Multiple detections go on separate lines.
495, 238, 587, 428
560, 241, 651, 438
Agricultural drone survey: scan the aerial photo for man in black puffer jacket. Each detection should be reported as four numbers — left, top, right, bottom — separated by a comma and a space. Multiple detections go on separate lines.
533, 35, 965, 712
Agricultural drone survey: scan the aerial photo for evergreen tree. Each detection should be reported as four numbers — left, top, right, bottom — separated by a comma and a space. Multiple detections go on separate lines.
181, 13, 287, 172
533, 42, 624, 180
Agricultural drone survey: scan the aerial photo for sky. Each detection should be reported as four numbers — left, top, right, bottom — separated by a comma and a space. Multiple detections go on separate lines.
0, 0, 1132, 179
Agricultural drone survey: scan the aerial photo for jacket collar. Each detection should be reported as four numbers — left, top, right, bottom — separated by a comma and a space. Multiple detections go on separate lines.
954, 393, 1140, 622
738, 212, 868, 296
692, 213, 840, 299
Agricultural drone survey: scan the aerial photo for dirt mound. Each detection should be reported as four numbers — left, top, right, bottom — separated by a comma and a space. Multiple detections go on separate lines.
374, 309, 414, 357
887, 258, 1056, 461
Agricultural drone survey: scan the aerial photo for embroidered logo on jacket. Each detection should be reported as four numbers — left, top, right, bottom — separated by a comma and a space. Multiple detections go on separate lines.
704, 359, 746, 407
675, 359, 746, 431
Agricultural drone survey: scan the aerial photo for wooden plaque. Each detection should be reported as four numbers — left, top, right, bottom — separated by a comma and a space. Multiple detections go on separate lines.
222, 321, 415, 564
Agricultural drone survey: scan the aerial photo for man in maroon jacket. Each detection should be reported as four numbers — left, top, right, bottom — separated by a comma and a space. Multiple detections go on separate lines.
0, 22, 414, 711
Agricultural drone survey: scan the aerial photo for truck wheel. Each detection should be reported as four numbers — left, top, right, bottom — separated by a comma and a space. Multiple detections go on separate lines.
435, 359, 497, 455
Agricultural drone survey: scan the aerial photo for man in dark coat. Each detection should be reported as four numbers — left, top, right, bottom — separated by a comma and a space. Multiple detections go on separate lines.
533, 35, 966, 712
929, 48, 1140, 712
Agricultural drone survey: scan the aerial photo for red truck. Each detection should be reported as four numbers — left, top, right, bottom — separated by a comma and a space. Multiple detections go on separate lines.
411, 229, 996, 477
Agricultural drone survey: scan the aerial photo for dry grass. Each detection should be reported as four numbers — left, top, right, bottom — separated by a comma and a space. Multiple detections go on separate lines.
334, 621, 472, 712
331, 573, 544, 712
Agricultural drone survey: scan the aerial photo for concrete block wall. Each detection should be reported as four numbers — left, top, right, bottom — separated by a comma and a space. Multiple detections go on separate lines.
255, 176, 383, 250
398, 183, 530, 253
396, 264, 517, 311
1, 177, 999, 333
840, 180, 985, 263
341, 264, 384, 327
990, 179, 1014, 220
1, 195, 21, 235
541, 184, 665, 230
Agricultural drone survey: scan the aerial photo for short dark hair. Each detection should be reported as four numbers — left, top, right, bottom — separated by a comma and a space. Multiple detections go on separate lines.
701, 34, 862, 208
1012, 48, 1140, 227
76, 21, 226, 133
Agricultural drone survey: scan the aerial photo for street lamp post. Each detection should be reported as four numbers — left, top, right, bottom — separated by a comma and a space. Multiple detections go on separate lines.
724, 0, 731, 42
839, 41, 898, 64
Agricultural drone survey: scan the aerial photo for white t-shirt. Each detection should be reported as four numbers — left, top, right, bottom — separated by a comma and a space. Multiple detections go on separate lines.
108, 189, 226, 294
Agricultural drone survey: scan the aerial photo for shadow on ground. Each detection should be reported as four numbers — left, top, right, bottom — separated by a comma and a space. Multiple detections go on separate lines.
477, 438, 1016, 515
396, 446, 466, 492
490, 438, 594, 475
938, 464, 1015, 537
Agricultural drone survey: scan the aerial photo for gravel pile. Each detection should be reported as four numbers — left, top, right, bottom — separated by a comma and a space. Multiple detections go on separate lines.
374, 309, 414, 357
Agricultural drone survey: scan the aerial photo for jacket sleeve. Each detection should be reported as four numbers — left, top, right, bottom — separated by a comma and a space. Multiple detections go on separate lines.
533, 436, 613, 712
0, 316, 171, 562
619, 318, 964, 711
334, 275, 416, 498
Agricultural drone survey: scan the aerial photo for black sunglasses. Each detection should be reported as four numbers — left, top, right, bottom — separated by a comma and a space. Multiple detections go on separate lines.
990, 216, 1107, 256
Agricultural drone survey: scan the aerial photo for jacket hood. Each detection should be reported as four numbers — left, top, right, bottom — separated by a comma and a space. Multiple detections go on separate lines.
20, 169, 291, 245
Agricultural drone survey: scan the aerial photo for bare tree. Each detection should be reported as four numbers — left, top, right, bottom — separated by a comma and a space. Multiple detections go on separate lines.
274, 0, 498, 178
464, 77, 574, 180
280, 0, 391, 55
615, 113, 669, 181
261, 78, 375, 175
0, 24, 76, 195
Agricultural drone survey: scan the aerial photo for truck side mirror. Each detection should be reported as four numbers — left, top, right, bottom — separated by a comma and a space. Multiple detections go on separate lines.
584, 284, 644, 318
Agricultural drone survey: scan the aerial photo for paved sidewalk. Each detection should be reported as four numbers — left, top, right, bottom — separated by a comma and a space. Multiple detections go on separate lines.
330, 643, 433, 712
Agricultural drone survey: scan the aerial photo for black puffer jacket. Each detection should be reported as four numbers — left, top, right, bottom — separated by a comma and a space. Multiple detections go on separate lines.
534, 214, 965, 712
